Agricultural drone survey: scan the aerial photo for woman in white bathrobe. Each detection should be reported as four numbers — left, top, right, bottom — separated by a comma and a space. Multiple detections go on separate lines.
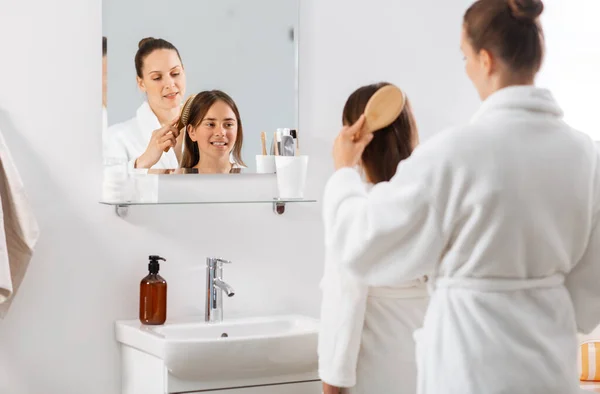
105, 37, 186, 170
324, 1, 600, 393
319, 83, 429, 394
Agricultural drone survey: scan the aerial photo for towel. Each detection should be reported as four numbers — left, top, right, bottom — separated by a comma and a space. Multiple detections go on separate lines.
0, 126, 40, 318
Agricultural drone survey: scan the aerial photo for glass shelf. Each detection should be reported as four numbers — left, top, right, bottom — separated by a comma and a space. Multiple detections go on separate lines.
99, 198, 316, 206
99, 198, 317, 217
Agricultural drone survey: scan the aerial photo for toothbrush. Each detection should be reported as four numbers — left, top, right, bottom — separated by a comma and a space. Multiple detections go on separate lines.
291, 129, 299, 155
274, 131, 280, 156
261, 131, 267, 155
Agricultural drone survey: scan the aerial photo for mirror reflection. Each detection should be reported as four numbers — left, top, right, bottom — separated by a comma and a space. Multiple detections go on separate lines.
101, 0, 299, 176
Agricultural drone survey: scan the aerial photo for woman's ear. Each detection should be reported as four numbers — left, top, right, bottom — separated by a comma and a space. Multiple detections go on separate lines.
187, 124, 197, 142
136, 76, 146, 93
479, 48, 494, 76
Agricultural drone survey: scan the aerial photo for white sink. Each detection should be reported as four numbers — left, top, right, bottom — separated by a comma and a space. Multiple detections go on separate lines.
115, 315, 319, 382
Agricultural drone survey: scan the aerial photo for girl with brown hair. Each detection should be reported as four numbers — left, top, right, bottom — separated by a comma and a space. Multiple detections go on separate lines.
319, 83, 428, 394
178, 90, 245, 173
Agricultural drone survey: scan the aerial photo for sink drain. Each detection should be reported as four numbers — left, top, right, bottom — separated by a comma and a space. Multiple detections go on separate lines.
221, 333, 228, 338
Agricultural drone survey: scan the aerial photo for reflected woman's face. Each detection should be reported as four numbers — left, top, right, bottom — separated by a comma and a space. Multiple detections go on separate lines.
188, 100, 238, 162
137, 49, 186, 112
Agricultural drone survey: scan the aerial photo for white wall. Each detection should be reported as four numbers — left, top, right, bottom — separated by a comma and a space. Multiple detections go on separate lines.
537, 0, 600, 140
10, 0, 600, 392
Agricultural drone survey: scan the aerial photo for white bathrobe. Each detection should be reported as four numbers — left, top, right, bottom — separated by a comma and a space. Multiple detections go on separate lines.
323, 86, 600, 394
104, 101, 179, 170
319, 181, 429, 393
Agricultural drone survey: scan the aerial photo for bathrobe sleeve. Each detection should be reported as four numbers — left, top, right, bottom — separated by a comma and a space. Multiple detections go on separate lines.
104, 124, 139, 171
566, 148, 600, 334
318, 247, 368, 387
567, 214, 600, 334
323, 145, 446, 287
104, 127, 125, 156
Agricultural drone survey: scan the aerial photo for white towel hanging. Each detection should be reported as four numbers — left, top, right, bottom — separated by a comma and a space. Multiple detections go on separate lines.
0, 126, 40, 318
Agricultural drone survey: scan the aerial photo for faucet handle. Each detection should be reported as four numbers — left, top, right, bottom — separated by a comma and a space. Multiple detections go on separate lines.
207, 257, 233, 267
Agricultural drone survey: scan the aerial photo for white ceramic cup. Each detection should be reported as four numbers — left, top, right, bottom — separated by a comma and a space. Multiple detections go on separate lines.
255, 155, 276, 174
275, 155, 308, 199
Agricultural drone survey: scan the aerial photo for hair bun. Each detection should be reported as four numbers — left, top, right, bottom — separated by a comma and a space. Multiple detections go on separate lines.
138, 37, 156, 49
508, 0, 544, 21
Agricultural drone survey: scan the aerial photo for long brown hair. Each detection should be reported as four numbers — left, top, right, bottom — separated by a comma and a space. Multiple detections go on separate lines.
463, 0, 545, 76
342, 82, 418, 184
178, 90, 245, 169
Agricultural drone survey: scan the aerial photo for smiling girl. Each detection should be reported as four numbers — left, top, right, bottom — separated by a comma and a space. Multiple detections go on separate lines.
178, 90, 245, 173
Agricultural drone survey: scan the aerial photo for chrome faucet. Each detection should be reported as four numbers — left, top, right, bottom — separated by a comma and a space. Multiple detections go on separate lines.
205, 257, 235, 323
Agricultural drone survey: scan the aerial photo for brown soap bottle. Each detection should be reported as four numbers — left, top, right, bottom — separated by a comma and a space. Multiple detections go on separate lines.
139, 255, 167, 325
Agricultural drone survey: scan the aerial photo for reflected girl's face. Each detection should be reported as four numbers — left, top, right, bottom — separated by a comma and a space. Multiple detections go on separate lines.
188, 100, 238, 161
137, 49, 186, 111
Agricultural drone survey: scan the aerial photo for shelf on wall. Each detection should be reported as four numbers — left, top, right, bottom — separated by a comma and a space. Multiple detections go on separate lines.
99, 198, 318, 217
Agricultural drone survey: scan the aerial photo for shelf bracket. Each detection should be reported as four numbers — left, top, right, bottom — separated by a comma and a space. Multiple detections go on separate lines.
273, 201, 286, 215
115, 205, 129, 218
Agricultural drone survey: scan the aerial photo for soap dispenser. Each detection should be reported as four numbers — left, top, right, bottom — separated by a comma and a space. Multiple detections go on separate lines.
139, 255, 167, 325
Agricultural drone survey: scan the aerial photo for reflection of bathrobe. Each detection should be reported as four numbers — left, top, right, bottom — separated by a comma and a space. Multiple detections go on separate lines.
105, 102, 179, 170
318, 247, 428, 393
0, 127, 40, 318
323, 86, 600, 394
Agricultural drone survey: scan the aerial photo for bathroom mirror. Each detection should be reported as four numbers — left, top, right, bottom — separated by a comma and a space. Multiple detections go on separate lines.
101, 0, 299, 175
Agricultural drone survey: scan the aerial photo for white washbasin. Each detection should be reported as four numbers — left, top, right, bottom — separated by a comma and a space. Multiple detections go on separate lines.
115, 315, 319, 382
